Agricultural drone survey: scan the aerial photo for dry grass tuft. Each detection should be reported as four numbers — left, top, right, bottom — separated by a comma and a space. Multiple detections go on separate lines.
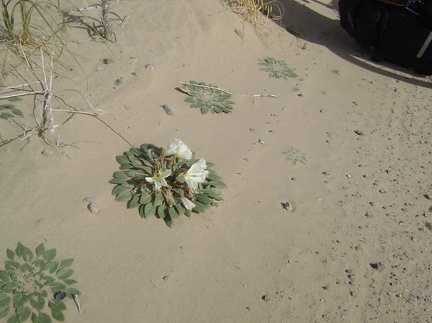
221, 0, 284, 27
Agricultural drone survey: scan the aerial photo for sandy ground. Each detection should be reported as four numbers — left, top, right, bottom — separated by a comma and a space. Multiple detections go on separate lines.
1, 0, 432, 322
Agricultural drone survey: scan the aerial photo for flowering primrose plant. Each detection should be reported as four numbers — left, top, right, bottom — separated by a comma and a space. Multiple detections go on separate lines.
110, 139, 225, 227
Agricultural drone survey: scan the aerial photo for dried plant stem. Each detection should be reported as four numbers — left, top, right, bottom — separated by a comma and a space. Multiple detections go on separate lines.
177, 81, 277, 98
0, 91, 44, 100
73, 294, 82, 314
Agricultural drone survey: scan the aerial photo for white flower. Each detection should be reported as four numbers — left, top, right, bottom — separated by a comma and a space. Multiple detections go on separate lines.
185, 158, 209, 190
145, 169, 171, 190
165, 138, 192, 160
181, 197, 196, 211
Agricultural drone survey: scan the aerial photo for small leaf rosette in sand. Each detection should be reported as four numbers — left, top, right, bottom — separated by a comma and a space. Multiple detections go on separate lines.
110, 139, 225, 227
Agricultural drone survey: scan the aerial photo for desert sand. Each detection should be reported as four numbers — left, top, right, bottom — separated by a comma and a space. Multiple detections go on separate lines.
1, 0, 432, 322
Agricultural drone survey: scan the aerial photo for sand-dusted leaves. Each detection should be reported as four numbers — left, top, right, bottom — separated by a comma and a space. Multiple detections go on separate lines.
110, 139, 225, 227
283, 147, 308, 165
258, 57, 297, 79
0, 243, 81, 322
0, 98, 23, 120
178, 81, 234, 114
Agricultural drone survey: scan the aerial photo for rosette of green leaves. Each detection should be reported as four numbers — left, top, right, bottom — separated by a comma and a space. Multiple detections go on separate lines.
110, 144, 226, 227
179, 81, 234, 114
258, 57, 297, 80
0, 243, 80, 323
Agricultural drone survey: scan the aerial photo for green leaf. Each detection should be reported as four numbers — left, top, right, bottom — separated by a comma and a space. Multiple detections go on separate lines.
38, 312, 52, 323
128, 194, 141, 209
15, 243, 24, 257
7, 314, 19, 323
140, 194, 152, 204
64, 287, 80, 295
51, 308, 65, 321
164, 217, 174, 228
1, 283, 16, 293
157, 205, 166, 219
115, 155, 130, 165
153, 193, 164, 206
49, 282, 66, 293
56, 268, 73, 280
22, 247, 33, 262
13, 293, 25, 309
112, 185, 129, 196
196, 194, 210, 204
126, 170, 144, 177
112, 171, 129, 179
0, 271, 11, 282
31, 312, 37, 323
175, 204, 185, 216
63, 279, 77, 285
44, 261, 59, 274
6, 250, 14, 261
185, 210, 192, 217
33, 260, 46, 269
168, 207, 179, 220
17, 306, 30, 322
48, 299, 66, 310
109, 177, 128, 184
0, 295, 10, 306
141, 166, 153, 174
115, 189, 132, 202
0, 305, 9, 319
0, 291, 9, 301
143, 203, 154, 219
20, 263, 33, 273
119, 164, 132, 170
29, 298, 39, 310
59, 259, 74, 269
5, 261, 20, 270
43, 249, 57, 262
138, 204, 146, 218
35, 244, 45, 258
32, 296, 44, 310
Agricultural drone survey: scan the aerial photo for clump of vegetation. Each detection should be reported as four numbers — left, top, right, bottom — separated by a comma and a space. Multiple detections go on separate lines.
1, 0, 62, 47
60, 0, 126, 42
258, 57, 297, 79
283, 147, 308, 165
1, 0, 124, 48
110, 139, 225, 227
0, 242, 81, 322
178, 81, 234, 114
221, 0, 284, 25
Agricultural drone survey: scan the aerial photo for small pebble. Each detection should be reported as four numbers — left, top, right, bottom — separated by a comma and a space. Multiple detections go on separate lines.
258, 139, 266, 145
162, 104, 173, 116
114, 77, 123, 86
163, 275, 169, 281
234, 29, 244, 39
87, 202, 100, 215
281, 201, 295, 212
102, 58, 113, 64
145, 64, 154, 70
41, 148, 54, 156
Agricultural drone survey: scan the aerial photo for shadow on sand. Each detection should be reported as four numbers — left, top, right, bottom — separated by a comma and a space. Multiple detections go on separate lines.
277, 0, 432, 88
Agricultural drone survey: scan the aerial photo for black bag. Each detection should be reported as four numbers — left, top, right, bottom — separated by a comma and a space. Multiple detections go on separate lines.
339, 0, 432, 74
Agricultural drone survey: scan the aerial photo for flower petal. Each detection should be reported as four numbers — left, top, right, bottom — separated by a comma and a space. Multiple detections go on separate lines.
181, 197, 196, 211
165, 139, 192, 160
162, 169, 172, 178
